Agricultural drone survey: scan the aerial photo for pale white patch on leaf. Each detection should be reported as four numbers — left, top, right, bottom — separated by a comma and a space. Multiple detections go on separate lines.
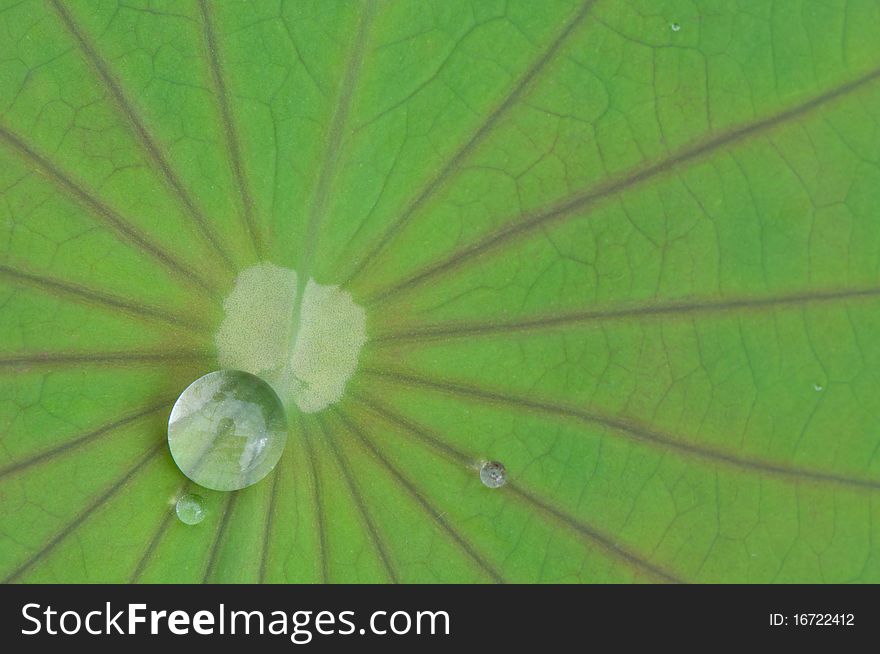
215, 263, 367, 413
215, 262, 298, 377
289, 279, 368, 412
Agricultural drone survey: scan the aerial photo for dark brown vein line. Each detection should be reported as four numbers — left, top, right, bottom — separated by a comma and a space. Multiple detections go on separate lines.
339, 0, 596, 287
130, 481, 190, 584
333, 408, 505, 583
351, 391, 473, 468
317, 415, 399, 583
197, 0, 262, 258
300, 415, 329, 583
202, 491, 238, 584
366, 63, 880, 305
349, 394, 682, 583
296, 0, 375, 278
47, 0, 236, 271
370, 286, 880, 345
0, 399, 172, 480
503, 482, 681, 582
0, 125, 217, 296
258, 467, 281, 584
0, 349, 210, 368
129, 508, 174, 583
2, 442, 162, 583
0, 264, 207, 331
363, 367, 880, 492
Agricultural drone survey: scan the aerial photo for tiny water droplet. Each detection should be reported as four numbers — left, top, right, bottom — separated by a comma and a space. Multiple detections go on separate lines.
168, 370, 287, 491
175, 493, 206, 525
670, 22, 681, 32
814, 383, 824, 392
479, 461, 507, 489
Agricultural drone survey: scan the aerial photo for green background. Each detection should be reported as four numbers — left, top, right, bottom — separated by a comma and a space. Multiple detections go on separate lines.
1, 0, 879, 583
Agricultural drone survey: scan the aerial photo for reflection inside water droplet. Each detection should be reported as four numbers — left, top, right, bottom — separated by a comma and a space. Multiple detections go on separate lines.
479, 461, 507, 488
217, 416, 235, 437
175, 493, 206, 525
670, 22, 681, 31
814, 383, 824, 392
167, 370, 287, 491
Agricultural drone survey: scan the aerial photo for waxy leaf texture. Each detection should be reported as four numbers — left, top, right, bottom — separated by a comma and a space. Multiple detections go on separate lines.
1, 0, 880, 583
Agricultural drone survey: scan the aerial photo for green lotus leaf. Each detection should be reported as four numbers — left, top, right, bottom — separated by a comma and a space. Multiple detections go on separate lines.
2, 0, 879, 584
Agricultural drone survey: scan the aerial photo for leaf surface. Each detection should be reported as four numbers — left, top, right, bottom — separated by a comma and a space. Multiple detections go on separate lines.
2, 0, 880, 583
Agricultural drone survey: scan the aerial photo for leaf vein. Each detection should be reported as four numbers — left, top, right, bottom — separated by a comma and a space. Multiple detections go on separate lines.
363, 367, 880, 492
47, 0, 237, 270
366, 64, 880, 304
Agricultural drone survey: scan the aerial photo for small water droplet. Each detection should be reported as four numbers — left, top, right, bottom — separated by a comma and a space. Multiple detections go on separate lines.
168, 370, 287, 491
814, 383, 824, 392
670, 22, 681, 32
175, 493, 206, 525
479, 461, 507, 489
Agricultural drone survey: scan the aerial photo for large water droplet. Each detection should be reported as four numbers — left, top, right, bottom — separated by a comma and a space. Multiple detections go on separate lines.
175, 493, 206, 525
479, 461, 507, 488
670, 22, 681, 32
168, 370, 287, 491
